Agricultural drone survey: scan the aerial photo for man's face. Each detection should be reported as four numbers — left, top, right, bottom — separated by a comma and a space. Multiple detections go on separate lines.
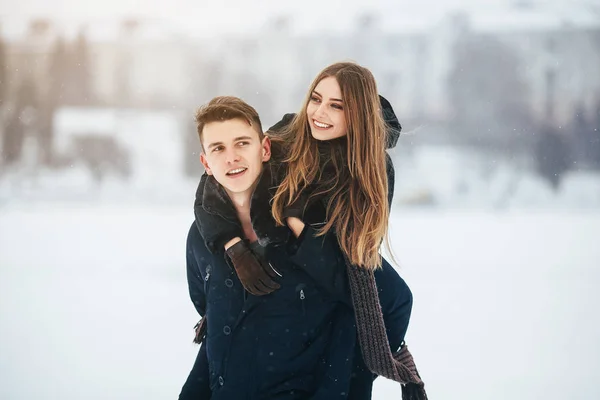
200, 118, 271, 197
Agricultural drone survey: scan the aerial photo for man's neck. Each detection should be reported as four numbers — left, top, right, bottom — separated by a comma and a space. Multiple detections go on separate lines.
226, 190, 251, 215
225, 188, 258, 243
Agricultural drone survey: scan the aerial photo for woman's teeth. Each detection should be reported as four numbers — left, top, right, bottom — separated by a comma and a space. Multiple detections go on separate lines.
313, 120, 332, 128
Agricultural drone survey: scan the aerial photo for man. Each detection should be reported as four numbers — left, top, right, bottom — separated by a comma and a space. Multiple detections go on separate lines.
179, 96, 413, 399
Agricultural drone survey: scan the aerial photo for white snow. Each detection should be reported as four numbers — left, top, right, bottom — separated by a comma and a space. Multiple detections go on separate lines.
391, 145, 600, 210
1, 205, 599, 400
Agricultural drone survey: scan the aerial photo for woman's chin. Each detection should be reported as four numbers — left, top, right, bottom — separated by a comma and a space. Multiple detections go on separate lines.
310, 128, 336, 141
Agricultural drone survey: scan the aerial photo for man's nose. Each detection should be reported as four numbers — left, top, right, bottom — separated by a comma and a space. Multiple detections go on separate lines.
225, 148, 241, 163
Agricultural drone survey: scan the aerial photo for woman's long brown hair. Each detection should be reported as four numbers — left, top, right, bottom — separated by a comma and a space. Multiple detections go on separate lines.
271, 62, 389, 270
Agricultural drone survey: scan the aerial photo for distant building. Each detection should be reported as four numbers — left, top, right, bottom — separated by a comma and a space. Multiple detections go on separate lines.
3, 18, 197, 109
1, 2, 598, 168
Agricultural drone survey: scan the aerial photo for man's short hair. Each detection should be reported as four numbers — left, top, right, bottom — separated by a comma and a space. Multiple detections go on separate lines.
195, 96, 264, 152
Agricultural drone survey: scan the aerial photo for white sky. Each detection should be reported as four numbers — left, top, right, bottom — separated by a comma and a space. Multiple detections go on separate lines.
0, 0, 583, 38
1, 0, 514, 18
0, 1, 539, 31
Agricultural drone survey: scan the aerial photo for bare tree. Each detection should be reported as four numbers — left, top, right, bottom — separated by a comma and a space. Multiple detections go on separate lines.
36, 36, 70, 166
0, 31, 7, 109
48, 37, 68, 106
67, 30, 93, 105
2, 79, 38, 166
0, 29, 8, 167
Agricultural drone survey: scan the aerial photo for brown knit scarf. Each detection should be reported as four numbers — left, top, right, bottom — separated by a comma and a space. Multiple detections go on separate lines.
346, 261, 428, 400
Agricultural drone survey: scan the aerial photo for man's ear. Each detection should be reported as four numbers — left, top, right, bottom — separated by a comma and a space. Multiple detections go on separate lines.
261, 136, 272, 162
200, 153, 213, 175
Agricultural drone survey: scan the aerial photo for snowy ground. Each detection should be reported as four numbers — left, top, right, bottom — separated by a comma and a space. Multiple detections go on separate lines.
1, 205, 599, 400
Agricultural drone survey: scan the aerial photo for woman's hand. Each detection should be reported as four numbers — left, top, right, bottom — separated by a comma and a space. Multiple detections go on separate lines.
286, 217, 306, 238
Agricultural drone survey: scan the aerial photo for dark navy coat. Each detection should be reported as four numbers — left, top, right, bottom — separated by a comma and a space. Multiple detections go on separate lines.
182, 218, 356, 399
179, 219, 412, 399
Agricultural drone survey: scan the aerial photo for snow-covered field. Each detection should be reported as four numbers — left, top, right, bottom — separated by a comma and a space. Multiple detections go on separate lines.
1, 205, 599, 400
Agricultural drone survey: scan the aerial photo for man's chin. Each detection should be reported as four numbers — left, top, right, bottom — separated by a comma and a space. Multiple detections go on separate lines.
215, 170, 261, 198
221, 181, 253, 196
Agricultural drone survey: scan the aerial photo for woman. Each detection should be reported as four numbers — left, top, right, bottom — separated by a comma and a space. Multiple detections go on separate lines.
268, 62, 427, 399
271, 62, 393, 266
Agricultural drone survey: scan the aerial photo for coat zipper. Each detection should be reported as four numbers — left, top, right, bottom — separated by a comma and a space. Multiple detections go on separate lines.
300, 289, 306, 315
205, 264, 211, 281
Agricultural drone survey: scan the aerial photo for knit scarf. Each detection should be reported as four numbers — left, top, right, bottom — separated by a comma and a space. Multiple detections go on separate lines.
346, 262, 428, 399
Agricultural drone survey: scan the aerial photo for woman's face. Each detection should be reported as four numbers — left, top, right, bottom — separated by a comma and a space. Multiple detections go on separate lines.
306, 77, 347, 141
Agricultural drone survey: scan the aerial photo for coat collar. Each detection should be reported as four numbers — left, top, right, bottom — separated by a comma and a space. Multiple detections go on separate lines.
195, 162, 290, 247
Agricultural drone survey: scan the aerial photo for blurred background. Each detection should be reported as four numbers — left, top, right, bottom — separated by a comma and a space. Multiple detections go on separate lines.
1, 1, 599, 399
0, 0, 599, 205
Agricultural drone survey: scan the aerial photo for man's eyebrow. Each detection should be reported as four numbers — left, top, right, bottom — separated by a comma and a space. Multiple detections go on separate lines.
313, 90, 343, 103
206, 136, 254, 150
233, 136, 254, 141
206, 141, 223, 150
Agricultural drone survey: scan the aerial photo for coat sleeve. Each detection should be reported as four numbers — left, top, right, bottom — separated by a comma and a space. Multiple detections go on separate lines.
179, 222, 211, 400
374, 256, 413, 352
285, 152, 396, 308
186, 222, 207, 316
286, 226, 352, 307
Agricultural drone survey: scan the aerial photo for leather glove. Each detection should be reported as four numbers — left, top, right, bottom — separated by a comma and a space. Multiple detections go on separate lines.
225, 240, 281, 296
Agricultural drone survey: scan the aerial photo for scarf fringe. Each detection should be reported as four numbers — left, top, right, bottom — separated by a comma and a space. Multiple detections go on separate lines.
402, 382, 428, 400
